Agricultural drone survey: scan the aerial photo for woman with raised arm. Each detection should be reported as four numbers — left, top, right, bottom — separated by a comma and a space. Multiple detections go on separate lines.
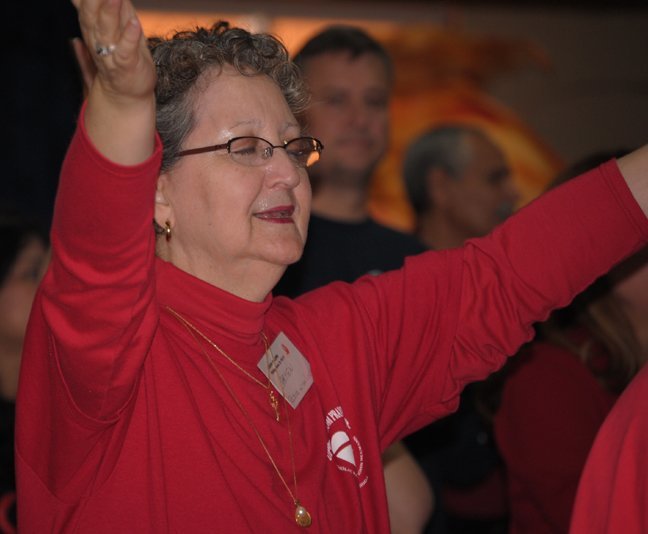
15, 0, 648, 532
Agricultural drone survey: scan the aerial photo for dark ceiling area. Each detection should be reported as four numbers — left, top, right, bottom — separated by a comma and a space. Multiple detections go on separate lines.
319, 0, 646, 6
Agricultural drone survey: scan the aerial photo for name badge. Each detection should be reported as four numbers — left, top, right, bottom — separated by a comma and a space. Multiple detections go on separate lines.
259, 332, 313, 409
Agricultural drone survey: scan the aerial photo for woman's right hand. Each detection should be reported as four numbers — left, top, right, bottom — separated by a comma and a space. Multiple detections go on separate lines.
71, 0, 157, 164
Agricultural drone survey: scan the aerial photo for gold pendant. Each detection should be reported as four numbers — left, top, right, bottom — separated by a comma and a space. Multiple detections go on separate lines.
294, 501, 312, 528
268, 389, 280, 422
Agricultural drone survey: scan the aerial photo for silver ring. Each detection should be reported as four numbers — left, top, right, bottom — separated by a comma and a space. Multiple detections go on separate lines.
95, 43, 116, 57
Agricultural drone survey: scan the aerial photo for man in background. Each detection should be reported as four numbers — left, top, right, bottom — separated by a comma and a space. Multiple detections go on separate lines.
403, 125, 518, 250
276, 25, 426, 295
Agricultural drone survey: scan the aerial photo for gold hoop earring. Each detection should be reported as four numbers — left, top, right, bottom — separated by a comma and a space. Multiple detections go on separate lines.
164, 221, 172, 242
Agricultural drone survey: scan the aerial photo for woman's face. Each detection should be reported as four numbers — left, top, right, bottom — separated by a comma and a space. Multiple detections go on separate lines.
0, 237, 48, 346
156, 67, 312, 298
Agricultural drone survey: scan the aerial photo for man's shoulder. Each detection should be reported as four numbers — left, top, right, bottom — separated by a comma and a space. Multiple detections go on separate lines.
364, 218, 427, 252
309, 214, 425, 251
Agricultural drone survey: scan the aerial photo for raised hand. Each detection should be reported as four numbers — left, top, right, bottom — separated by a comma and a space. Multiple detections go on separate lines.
71, 0, 157, 164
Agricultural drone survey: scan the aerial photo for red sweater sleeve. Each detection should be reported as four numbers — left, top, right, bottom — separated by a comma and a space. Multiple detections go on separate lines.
287, 160, 648, 448
419, 160, 646, 432
39, 106, 163, 419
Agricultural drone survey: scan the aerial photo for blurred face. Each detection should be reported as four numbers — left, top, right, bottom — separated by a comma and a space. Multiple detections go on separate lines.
0, 237, 48, 347
443, 133, 519, 238
301, 51, 390, 185
156, 67, 311, 297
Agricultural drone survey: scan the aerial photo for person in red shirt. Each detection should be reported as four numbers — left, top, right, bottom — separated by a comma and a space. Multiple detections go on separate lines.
570, 343, 648, 534
494, 250, 648, 533
15, 1, 648, 532
493, 152, 648, 534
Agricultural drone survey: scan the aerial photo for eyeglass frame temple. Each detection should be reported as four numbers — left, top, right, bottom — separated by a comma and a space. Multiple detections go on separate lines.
177, 142, 230, 157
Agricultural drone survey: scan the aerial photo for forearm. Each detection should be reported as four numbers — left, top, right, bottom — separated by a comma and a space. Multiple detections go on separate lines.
85, 83, 156, 165
443, 159, 648, 390
482, 159, 648, 321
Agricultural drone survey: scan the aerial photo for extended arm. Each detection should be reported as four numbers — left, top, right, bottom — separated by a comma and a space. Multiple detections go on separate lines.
35, 0, 163, 418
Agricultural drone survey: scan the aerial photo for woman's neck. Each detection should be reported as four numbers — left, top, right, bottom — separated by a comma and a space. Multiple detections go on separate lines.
311, 184, 369, 223
155, 251, 284, 303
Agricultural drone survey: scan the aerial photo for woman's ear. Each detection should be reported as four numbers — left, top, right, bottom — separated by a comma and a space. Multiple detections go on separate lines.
426, 167, 452, 209
154, 173, 173, 228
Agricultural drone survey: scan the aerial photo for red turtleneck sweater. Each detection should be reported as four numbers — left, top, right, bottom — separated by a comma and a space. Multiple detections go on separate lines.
15, 110, 648, 533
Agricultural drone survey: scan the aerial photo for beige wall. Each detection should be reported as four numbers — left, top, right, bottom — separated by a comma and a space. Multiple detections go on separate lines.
460, 6, 648, 165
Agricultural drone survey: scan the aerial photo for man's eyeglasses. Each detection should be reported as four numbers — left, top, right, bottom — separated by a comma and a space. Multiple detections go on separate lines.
177, 136, 324, 168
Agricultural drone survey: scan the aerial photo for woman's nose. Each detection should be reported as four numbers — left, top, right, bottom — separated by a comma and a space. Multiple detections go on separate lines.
264, 148, 304, 189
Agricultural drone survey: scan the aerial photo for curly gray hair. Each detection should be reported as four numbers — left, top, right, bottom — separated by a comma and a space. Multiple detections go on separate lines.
148, 21, 309, 172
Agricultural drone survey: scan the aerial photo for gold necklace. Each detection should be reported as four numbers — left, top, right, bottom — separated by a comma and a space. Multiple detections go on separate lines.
165, 306, 312, 528
166, 306, 280, 422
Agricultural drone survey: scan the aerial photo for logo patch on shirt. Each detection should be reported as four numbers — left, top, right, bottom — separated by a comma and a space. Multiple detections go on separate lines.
325, 405, 368, 487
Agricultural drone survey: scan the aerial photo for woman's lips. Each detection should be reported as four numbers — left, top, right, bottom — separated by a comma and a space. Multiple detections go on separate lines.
254, 205, 295, 223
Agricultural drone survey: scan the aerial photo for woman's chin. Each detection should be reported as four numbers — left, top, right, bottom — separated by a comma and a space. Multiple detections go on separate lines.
280, 249, 304, 267
261, 242, 305, 269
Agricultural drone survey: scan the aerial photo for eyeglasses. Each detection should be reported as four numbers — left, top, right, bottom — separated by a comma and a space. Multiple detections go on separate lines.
176, 136, 324, 168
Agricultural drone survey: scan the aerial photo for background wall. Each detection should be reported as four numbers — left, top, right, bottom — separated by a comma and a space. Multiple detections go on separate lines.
1, 2, 82, 228
3, 1, 646, 228
462, 6, 648, 163
134, 0, 648, 164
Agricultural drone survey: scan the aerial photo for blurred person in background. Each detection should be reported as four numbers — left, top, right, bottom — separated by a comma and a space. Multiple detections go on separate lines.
493, 150, 648, 534
0, 214, 48, 534
403, 124, 518, 251
569, 250, 648, 533
402, 124, 518, 533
